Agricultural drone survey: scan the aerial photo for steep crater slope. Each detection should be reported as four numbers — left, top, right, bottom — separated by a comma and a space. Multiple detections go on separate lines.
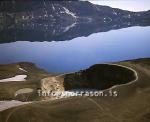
64, 64, 137, 90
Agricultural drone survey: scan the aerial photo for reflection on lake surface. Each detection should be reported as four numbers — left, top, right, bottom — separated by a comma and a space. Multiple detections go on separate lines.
0, 26, 150, 73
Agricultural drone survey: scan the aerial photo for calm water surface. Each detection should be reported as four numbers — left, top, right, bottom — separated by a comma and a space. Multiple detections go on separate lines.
0, 26, 150, 73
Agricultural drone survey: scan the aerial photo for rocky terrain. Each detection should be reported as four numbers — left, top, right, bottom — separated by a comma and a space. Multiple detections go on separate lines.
0, 1, 150, 43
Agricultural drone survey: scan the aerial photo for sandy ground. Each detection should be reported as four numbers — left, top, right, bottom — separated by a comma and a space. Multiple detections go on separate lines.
0, 75, 27, 82
0, 100, 31, 111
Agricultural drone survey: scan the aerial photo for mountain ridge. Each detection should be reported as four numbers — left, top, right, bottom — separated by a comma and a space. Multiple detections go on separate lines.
0, 1, 150, 43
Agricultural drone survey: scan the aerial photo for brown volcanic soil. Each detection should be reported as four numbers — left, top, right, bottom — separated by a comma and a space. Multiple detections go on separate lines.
0, 58, 150, 122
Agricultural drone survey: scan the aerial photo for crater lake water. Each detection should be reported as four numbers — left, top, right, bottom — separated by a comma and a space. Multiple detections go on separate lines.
0, 26, 150, 73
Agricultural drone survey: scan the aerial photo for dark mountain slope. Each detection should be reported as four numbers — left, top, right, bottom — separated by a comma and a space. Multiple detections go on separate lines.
0, 1, 150, 43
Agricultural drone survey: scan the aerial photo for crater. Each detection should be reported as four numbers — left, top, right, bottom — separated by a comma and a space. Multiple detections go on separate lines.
63, 64, 137, 90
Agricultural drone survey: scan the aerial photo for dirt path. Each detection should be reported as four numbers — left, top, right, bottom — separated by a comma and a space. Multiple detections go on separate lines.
87, 98, 122, 122
5, 103, 28, 122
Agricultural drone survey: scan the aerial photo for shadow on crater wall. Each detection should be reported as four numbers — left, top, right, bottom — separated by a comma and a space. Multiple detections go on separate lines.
64, 64, 136, 90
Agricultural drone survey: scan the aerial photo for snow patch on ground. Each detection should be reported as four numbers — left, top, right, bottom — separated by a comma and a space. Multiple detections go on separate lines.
112, 10, 118, 15
0, 75, 27, 82
19, 68, 27, 72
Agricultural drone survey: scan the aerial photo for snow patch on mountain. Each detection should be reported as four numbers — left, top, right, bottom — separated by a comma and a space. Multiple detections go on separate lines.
63, 7, 77, 18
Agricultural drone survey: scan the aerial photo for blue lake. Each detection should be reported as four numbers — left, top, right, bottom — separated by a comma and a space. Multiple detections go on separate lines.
0, 26, 150, 73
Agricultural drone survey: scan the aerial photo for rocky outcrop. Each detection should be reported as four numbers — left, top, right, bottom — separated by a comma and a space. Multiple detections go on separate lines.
40, 76, 65, 99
